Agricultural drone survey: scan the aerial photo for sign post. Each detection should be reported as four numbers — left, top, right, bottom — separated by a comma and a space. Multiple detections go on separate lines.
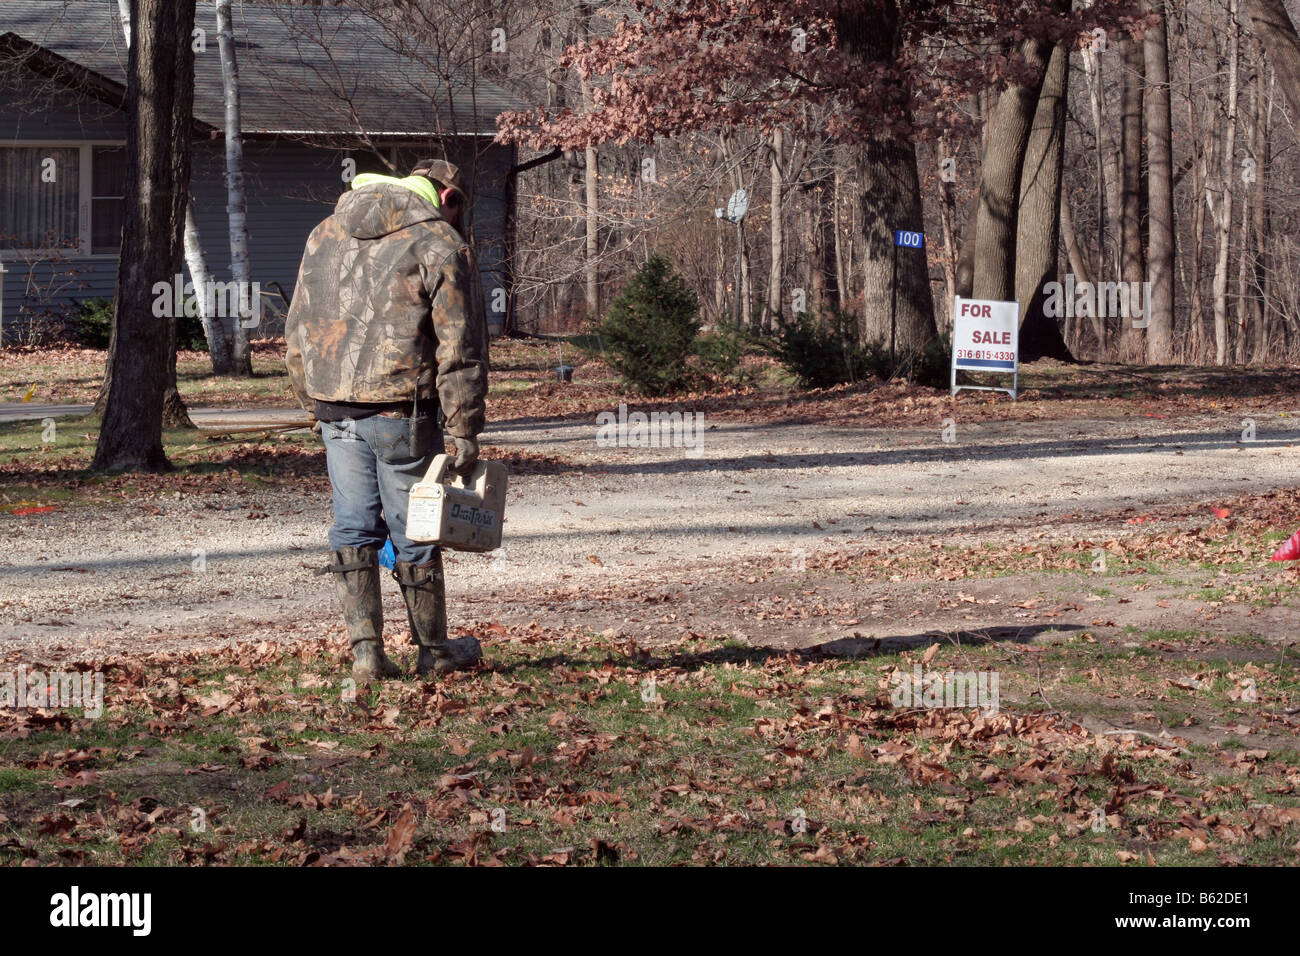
0, 258, 6, 348
890, 230, 925, 367
951, 296, 1019, 400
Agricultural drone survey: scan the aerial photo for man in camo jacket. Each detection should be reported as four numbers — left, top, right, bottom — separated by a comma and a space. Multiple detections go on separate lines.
285, 159, 488, 681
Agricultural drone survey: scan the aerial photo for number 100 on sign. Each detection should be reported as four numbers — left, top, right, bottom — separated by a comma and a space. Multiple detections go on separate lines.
893, 230, 925, 249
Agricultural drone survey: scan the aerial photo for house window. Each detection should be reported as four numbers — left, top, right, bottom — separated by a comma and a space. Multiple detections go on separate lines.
0, 144, 126, 254
91, 146, 126, 254
0, 146, 80, 251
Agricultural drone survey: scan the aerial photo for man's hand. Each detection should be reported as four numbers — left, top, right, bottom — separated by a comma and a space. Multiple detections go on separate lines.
453, 436, 479, 476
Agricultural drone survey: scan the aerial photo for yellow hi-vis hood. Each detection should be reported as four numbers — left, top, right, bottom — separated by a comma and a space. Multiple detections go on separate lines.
350, 173, 441, 209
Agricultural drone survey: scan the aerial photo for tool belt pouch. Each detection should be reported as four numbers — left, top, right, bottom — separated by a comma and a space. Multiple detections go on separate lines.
406, 454, 508, 552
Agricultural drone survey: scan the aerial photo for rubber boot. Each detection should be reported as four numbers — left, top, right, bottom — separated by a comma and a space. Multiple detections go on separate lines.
321, 545, 401, 680
393, 554, 481, 676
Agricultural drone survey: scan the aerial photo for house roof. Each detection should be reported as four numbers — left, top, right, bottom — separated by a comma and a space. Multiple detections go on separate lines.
0, 1, 524, 137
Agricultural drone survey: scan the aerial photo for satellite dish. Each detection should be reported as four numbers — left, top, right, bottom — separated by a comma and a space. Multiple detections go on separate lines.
725, 188, 748, 223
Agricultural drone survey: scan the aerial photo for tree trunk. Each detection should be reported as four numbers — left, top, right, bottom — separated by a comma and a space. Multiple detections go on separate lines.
812, 177, 839, 315
1253, 70, 1273, 361
767, 127, 784, 330
1117, 32, 1146, 363
954, 185, 982, 300
100, 0, 195, 428
717, 133, 753, 328
584, 144, 598, 318
1235, 136, 1252, 365
92, 0, 197, 471
833, 165, 847, 315
115, 0, 224, 379
1144, 0, 1176, 363
1212, 1, 1241, 366
739, 216, 753, 330
836, 2, 935, 352
184, 202, 231, 372
579, 4, 599, 321
937, 133, 958, 336
1015, 42, 1073, 362
1186, 14, 1209, 363
1244, 0, 1300, 117
714, 217, 726, 320
1082, 38, 1117, 292
216, 0, 254, 376
1236, 51, 1259, 364
1060, 193, 1101, 356
972, 36, 1054, 302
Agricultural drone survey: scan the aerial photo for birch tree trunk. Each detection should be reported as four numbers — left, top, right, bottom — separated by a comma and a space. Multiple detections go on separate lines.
1211, 0, 1241, 366
183, 202, 230, 372
216, 0, 253, 376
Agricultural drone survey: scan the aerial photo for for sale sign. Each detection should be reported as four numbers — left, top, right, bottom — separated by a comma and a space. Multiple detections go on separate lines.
951, 296, 1019, 400
953, 297, 1019, 372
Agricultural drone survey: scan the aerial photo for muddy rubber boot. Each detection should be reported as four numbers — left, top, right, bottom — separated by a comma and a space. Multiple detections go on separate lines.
321, 545, 401, 680
393, 554, 481, 676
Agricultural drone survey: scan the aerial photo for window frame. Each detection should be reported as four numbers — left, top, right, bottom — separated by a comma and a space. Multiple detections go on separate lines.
0, 140, 127, 261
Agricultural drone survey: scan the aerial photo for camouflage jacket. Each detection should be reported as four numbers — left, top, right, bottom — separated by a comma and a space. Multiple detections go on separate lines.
284, 176, 488, 439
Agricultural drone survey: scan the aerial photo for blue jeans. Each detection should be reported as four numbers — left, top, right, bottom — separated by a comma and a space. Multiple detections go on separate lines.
320, 413, 441, 565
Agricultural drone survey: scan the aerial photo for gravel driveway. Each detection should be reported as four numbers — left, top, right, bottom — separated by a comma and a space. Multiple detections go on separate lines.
1, 409, 1296, 657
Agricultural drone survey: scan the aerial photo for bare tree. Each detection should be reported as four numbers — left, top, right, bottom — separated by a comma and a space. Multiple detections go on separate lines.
1144, 0, 1176, 363
1117, 28, 1146, 363
1209, 0, 1241, 365
767, 126, 784, 330
216, 0, 254, 375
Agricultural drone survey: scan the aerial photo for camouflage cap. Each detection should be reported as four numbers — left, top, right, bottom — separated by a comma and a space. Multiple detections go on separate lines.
410, 158, 466, 201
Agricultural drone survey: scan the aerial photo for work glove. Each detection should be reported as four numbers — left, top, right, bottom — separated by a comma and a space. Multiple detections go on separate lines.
310, 416, 322, 436
453, 436, 479, 476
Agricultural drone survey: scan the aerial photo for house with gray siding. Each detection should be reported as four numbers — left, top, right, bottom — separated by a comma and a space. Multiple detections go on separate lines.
0, 1, 523, 343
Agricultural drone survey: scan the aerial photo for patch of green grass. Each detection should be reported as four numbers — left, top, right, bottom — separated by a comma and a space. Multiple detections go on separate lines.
2, 620, 1297, 867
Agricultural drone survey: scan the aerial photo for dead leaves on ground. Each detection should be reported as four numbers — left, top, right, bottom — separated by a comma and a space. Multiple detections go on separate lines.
2, 625, 1298, 866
